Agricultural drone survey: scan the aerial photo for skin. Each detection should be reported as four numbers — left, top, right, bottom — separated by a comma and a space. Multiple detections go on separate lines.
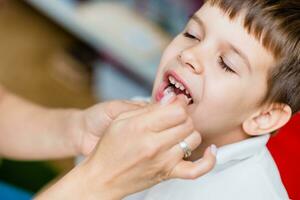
0, 86, 144, 160
0, 81, 216, 199
0, 3, 291, 199
152, 3, 292, 160
35, 95, 216, 200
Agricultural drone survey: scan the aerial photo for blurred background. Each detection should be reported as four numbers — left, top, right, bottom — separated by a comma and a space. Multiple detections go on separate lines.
0, 0, 203, 198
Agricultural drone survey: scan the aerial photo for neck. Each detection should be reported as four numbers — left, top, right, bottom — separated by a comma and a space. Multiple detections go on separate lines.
189, 130, 250, 162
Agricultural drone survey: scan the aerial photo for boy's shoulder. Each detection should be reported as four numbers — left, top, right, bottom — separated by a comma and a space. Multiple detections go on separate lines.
202, 146, 289, 199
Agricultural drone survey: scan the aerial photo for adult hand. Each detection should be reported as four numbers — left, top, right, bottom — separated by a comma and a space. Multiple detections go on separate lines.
35, 95, 216, 200
71, 100, 147, 155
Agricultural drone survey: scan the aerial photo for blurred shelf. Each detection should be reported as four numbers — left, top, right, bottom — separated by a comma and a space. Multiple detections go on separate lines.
25, 0, 171, 85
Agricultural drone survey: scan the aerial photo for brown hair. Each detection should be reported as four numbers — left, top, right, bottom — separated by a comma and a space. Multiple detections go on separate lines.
205, 0, 300, 114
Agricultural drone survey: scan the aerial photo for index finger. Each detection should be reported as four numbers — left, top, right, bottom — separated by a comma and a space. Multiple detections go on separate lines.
136, 98, 189, 132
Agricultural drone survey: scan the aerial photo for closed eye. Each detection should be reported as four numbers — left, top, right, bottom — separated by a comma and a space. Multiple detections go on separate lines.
218, 56, 236, 74
183, 32, 199, 40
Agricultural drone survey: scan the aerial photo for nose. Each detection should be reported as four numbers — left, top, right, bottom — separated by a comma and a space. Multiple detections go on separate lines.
177, 48, 203, 74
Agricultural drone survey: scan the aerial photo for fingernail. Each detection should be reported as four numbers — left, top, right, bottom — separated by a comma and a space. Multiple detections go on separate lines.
210, 144, 218, 156
160, 92, 175, 105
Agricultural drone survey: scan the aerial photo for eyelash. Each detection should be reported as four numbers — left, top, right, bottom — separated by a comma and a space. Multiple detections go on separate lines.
218, 56, 236, 74
183, 32, 199, 40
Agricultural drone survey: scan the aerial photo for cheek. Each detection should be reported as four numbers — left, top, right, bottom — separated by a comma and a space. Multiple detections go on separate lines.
160, 38, 182, 67
152, 37, 183, 96
190, 81, 250, 133
190, 76, 268, 134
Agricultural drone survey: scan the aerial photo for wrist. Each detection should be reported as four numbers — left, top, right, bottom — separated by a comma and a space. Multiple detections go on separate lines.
35, 161, 91, 199
34, 155, 125, 200
62, 108, 85, 156
77, 159, 125, 200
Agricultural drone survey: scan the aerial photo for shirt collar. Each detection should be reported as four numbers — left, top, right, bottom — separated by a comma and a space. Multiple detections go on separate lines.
215, 134, 270, 167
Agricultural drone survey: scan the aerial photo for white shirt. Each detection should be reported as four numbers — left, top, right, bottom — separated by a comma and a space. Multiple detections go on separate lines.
124, 134, 290, 200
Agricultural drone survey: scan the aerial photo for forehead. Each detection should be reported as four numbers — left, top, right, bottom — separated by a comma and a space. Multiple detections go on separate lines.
194, 3, 275, 74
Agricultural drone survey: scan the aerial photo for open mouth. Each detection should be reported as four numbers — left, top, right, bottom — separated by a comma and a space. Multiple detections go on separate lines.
161, 71, 194, 105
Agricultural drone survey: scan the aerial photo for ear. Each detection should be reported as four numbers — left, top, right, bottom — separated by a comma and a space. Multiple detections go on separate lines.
242, 103, 292, 136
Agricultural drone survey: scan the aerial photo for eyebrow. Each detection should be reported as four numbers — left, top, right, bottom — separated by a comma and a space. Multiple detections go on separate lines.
191, 14, 206, 30
228, 43, 252, 73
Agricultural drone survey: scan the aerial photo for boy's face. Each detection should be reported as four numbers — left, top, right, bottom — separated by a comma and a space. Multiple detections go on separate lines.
152, 4, 275, 140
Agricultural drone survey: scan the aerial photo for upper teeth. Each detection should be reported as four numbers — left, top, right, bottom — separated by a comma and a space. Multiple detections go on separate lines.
166, 75, 193, 104
169, 76, 186, 92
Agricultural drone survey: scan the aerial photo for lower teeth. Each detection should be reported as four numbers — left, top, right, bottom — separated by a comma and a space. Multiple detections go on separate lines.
163, 86, 193, 104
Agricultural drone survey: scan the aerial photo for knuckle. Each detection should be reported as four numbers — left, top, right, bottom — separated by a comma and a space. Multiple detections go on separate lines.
108, 100, 119, 107
117, 119, 129, 129
184, 117, 194, 129
194, 133, 202, 146
143, 140, 160, 158
143, 148, 157, 159
180, 118, 194, 135
121, 119, 142, 136
112, 100, 133, 109
118, 99, 129, 105
186, 170, 200, 180
108, 120, 123, 134
155, 163, 174, 182
189, 130, 201, 142
201, 159, 215, 172
105, 100, 119, 114
156, 171, 169, 182
175, 105, 188, 119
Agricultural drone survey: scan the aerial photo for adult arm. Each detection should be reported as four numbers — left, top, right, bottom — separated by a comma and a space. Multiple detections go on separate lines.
0, 86, 142, 160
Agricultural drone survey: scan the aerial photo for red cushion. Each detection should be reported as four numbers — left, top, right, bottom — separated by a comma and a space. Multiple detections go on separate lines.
267, 113, 300, 200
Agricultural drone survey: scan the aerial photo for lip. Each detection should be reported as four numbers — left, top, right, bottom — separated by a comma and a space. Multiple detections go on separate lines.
155, 70, 193, 102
